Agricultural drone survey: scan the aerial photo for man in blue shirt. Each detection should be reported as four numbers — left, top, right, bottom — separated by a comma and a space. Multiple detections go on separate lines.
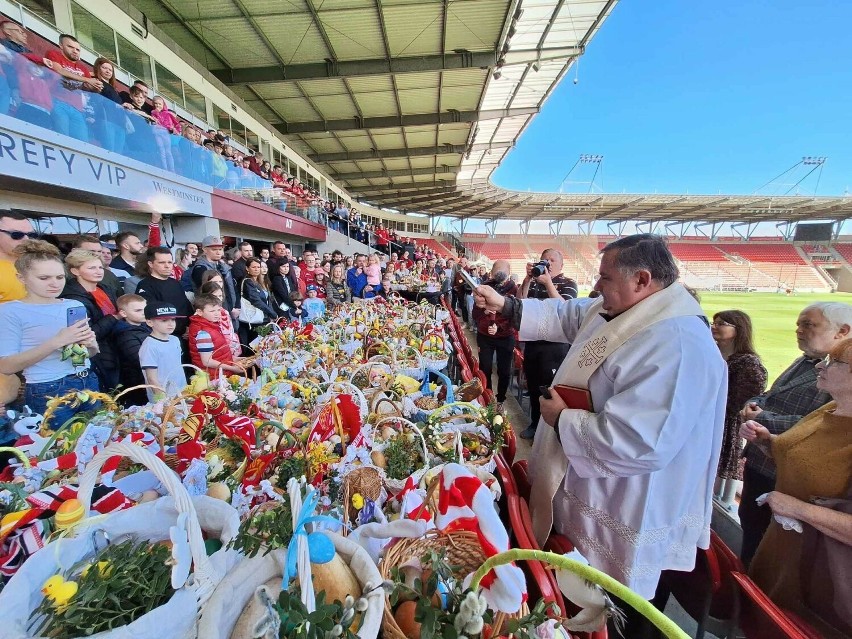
347, 254, 373, 299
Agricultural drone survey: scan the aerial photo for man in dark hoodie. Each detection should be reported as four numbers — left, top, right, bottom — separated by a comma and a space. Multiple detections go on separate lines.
111, 294, 151, 406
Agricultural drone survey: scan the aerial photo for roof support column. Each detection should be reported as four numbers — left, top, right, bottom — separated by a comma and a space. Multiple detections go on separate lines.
695, 222, 722, 240
607, 220, 628, 237
578, 221, 594, 235
776, 221, 795, 240
519, 220, 531, 236
485, 218, 498, 238
731, 221, 759, 240
636, 221, 662, 235
548, 220, 563, 236
665, 221, 692, 238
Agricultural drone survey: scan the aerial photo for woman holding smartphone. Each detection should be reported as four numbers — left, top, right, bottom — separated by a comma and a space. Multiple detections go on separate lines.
0, 241, 99, 429
62, 248, 120, 392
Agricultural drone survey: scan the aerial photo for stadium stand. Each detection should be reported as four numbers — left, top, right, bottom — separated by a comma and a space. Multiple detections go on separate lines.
459, 235, 835, 292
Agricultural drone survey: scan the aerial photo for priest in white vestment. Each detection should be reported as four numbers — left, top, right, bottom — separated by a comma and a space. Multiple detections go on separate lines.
475, 234, 727, 609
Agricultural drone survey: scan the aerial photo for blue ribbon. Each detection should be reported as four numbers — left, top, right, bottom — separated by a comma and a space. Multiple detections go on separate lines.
282, 486, 342, 591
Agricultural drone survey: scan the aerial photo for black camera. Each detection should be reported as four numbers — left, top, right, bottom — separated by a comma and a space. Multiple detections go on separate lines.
530, 261, 549, 277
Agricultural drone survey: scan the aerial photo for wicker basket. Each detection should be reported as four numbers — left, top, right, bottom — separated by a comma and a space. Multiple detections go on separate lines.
341, 466, 385, 526
372, 416, 430, 492
380, 530, 524, 639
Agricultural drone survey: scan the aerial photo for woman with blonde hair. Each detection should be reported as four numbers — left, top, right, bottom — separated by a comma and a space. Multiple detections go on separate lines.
62, 248, 121, 391
0, 241, 99, 428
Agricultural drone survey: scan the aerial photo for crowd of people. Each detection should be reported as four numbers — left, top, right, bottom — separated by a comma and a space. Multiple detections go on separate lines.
1, 204, 850, 637
0, 20, 425, 251
0, 209, 474, 416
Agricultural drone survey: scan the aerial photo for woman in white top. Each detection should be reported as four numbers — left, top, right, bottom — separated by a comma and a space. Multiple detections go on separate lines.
0, 241, 99, 429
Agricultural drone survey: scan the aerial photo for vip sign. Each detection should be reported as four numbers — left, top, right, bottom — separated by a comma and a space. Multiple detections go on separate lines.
0, 114, 213, 217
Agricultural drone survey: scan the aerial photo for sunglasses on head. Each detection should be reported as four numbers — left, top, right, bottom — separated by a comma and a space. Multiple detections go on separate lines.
0, 228, 40, 240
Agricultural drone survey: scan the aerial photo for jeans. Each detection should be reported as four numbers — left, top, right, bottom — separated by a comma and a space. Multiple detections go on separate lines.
52, 99, 88, 142
25, 373, 100, 431
477, 332, 515, 402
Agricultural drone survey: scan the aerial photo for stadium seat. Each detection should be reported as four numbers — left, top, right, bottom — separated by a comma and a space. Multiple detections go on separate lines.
501, 423, 517, 465
512, 459, 531, 502
656, 531, 740, 639
730, 572, 823, 639
492, 453, 518, 527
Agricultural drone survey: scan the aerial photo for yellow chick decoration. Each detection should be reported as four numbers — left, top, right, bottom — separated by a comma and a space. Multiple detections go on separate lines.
81, 561, 113, 579
351, 492, 365, 510
42, 575, 78, 608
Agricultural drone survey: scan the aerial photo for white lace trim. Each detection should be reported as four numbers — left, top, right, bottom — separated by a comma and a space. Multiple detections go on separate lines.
536, 301, 560, 341
574, 413, 615, 478
560, 490, 706, 547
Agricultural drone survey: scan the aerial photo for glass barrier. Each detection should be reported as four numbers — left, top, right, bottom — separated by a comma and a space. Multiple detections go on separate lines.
0, 51, 327, 222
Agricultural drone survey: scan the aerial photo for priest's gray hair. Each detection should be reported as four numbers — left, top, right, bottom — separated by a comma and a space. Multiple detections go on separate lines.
601, 234, 679, 287
803, 302, 852, 331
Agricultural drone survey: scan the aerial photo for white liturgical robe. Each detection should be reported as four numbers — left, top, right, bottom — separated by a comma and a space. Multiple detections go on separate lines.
522, 293, 727, 598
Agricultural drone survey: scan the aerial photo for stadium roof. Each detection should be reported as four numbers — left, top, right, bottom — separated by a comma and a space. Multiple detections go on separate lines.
128, 0, 852, 224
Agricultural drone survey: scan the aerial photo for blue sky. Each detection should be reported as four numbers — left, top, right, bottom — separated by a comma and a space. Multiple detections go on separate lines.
492, 0, 852, 197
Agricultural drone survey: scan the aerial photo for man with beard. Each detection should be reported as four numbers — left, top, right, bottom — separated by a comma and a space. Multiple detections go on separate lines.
472, 260, 518, 407
110, 230, 144, 280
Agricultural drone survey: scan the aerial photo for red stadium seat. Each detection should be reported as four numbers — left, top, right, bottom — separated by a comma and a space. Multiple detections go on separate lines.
730, 572, 823, 639
501, 423, 517, 465
492, 454, 517, 527
512, 459, 531, 502
656, 532, 739, 639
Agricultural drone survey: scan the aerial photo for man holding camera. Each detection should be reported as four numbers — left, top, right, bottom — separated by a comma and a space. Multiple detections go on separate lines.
519, 249, 579, 439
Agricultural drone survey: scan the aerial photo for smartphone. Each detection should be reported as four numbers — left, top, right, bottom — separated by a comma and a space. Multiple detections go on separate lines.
66, 306, 89, 327
539, 386, 553, 400
458, 269, 479, 290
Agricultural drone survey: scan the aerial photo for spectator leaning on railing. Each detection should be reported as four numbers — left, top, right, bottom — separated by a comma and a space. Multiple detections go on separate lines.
43, 34, 102, 142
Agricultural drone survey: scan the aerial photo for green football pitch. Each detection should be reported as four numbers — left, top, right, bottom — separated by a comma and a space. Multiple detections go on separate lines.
699, 291, 852, 383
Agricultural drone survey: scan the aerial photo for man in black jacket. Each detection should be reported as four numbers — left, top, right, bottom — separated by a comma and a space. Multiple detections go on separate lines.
136, 247, 193, 338
190, 236, 239, 319
230, 240, 254, 289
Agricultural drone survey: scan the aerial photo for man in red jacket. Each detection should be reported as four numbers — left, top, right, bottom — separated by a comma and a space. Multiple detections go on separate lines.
43, 34, 102, 141
472, 259, 517, 406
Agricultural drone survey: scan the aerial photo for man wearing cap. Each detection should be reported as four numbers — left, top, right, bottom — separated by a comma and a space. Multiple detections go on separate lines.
136, 247, 193, 337
139, 303, 185, 402
191, 236, 238, 318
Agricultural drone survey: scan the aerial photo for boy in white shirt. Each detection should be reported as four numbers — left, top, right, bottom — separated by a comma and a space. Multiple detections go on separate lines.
138, 303, 185, 401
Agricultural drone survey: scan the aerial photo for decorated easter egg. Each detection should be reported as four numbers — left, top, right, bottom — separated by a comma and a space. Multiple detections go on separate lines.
55, 498, 85, 529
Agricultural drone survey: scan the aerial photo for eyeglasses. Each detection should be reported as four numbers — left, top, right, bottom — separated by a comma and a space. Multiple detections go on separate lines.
822, 355, 849, 368
0, 228, 40, 240
711, 320, 736, 328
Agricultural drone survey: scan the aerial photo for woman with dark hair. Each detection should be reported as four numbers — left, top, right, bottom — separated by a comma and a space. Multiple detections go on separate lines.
90, 57, 127, 154
238, 257, 278, 349
270, 260, 298, 314
711, 309, 768, 504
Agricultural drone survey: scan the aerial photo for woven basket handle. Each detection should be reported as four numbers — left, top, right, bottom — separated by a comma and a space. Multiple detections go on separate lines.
374, 416, 429, 464
77, 441, 217, 594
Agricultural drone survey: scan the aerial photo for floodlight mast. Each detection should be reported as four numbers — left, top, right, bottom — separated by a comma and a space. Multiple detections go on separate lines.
559, 154, 604, 193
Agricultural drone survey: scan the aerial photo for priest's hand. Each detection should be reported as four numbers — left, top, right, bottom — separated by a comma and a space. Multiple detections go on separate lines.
473, 285, 505, 313
540, 388, 567, 428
